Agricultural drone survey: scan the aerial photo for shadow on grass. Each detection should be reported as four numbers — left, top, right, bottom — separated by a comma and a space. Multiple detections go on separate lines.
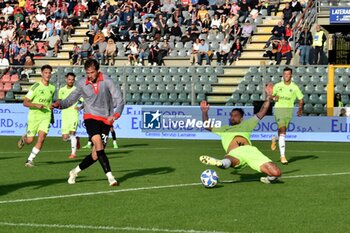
288, 155, 318, 163
0, 178, 67, 196
117, 167, 175, 182
120, 143, 149, 148
0, 156, 22, 161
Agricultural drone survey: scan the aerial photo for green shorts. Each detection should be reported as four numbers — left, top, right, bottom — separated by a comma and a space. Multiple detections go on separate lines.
227, 145, 272, 172
274, 108, 293, 128
61, 112, 78, 135
26, 113, 51, 137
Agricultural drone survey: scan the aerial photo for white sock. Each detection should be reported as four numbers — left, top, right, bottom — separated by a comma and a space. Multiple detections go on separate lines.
279, 134, 286, 157
113, 140, 117, 145
74, 165, 82, 173
221, 158, 232, 169
28, 147, 40, 161
106, 171, 114, 178
70, 135, 77, 155
87, 141, 92, 146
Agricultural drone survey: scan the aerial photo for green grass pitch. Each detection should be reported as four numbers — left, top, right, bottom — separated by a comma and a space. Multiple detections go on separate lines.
0, 136, 350, 233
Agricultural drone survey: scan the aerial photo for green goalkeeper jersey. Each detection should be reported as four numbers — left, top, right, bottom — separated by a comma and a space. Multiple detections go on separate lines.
212, 115, 259, 152
58, 85, 79, 115
273, 81, 304, 108
25, 81, 55, 115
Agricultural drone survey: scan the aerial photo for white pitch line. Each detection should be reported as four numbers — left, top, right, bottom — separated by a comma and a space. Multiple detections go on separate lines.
1, 171, 350, 205
0, 222, 236, 233
0, 183, 201, 205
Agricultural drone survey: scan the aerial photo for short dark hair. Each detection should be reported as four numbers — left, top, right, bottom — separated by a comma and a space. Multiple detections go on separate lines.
283, 67, 293, 73
65, 72, 76, 78
231, 108, 244, 118
41, 64, 53, 72
84, 58, 100, 71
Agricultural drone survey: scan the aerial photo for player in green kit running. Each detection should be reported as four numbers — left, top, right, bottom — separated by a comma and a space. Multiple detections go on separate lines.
271, 67, 304, 164
17, 65, 55, 167
199, 83, 282, 184
58, 73, 82, 159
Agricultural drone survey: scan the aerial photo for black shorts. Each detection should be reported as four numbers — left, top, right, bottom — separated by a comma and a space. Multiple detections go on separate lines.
84, 119, 110, 147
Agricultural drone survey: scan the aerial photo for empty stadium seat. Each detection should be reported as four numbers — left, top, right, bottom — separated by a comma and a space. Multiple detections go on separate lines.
150, 93, 159, 101
314, 84, 325, 93
148, 83, 157, 92
303, 103, 313, 114
0, 91, 4, 99
136, 76, 145, 83
157, 83, 166, 92
172, 75, 181, 83
3, 83, 12, 91
141, 93, 150, 101
2, 74, 10, 83
169, 93, 177, 101
309, 94, 320, 104
159, 93, 168, 101
5, 91, 14, 100
0, 82, 3, 90
240, 93, 250, 103
132, 93, 141, 101
129, 84, 138, 92
12, 83, 21, 92
174, 84, 183, 92
178, 93, 187, 101
127, 75, 136, 83
304, 84, 315, 94
334, 85, 345, 93
145, 76, 153, 83
178, 67, 187, 74
10, 74, 19, 83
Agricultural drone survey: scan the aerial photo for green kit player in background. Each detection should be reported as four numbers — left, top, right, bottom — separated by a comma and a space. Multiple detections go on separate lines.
17, 65, 55, 167
58, 72, 82, 159
199, 83, 282, 184
271, 67, 304, 164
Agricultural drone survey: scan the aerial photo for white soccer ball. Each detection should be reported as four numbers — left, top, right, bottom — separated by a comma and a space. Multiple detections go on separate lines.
200, 169, 219, 188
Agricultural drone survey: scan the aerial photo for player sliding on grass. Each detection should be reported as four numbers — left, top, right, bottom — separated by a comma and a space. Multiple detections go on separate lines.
58, 72, 82, 159
271, 67, 304, 164
18, 65, 55, 168
199, 83, 281, 184
51, 59, 124, 186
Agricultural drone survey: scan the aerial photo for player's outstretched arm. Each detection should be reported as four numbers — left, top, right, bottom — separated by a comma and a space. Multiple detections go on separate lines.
23, 97, 44, 109
256, 83, 273, 120
200, 100, 212, 131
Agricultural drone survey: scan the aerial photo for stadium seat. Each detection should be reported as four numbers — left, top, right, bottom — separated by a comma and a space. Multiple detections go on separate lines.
341, 95, 349, 104
169, 67, 178, 74
136, 76, 145, 83
271, 75, 281, 83
230, 93, 240, 102
335, 68, 345, 75
184, 42, 192, 49
151, 67, 160, 74
203, 84, 211, 92
0, 91, 4, 99
141, 93, 150, 101
159, 93, 168, 101
178, 93, 187, 101
163, 75, 172, 83
209, 76, 218, 83
160, 67, 169, 74
300, 76, 309, 85
205, 66, 214, 75
127, 75, 136, 83
169, 93, 177, 101
304, 103, 313, 113
178, 67, 187, 75
5, 91, 14, 100
207, 33, 216, 41
246, 84, 256, 93
2, 74, 11, 83
157, 83, 166, 92
184, 83, 192, 92
196, 67, 205, 74
145, 76, 153, 83
314, 84, 325, 93
338, 75, 349, 85
154, 101, 162, 105
252, 75, 261, 84
148, 83, 157, 92
304, 84, 315, 94
319, 94, 327, 104
313, 104, 325, 114
197, 93, 205, 101
194, 83, 203, 92
154, 75, 162, 83
214, 66, 224, 75
132, 93, 141, 101
248, 66, 258, 74
174, 84, 184, 92
181, 75, 191, 83
267, 66, 277, 74
199, 76, 209, 83
125, 93, 132, 101
175, 42, 184, 49
210, 41, 219, 50
178, 49, 188, 57
169, 50, 178, 57
250, 93, 260, 101
3, 83, 12, 91
150, 93, 159, 101
216, 33, 225, 41
334, 85, 345, 93
315, 66, 327, 75
309, 94, 319, 104
12, 83, 21, 92
129, 84, 138, 92
172, 75, 181, 83
10, 74, 19, 83
240, 93, 250, 103
344, 85, 350, 94
295, 67, 306, 75
256, 84, 263, 92
305, 67, 316, 75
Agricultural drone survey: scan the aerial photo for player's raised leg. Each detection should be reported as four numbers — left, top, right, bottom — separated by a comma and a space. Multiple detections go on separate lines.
82, 137, 92, 149
200, 155, 240, 169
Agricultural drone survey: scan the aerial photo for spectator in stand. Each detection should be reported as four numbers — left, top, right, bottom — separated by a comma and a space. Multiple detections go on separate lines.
73, 1, 87, 20
157, 38, 171, 66
127, 40, 139, 66
94, 37, 107, 65
222, 0, 232, 16
156, 14, 167, 40
220, 15, 230, 34
197, 39, 210, 66
298, 26, 312, 65
210, 14, 221, 34
148, 40, 159, 66
138, 37, 150, 66
37, 21, 47, 40
87, 0, 99, 17
119, 15, 135, 40
161, 0, 176, 19
238, 0, 250, 23
228, 38, 243, 64
228, 20, 241, 42
98, 8, 109, 28
181, 30, 191, 43
55, 18, 63, 36
334, 93, 344, 107
170, 22, 182, 40
141, 1, 158, 21
0, 52, 9, 77
70, 42, 80, 65
188, 22, 200, 41
105, 38, 116, 65
130, 30, 141, 45
313, 24, 327, 65
138, 18, 153, 40
47, 30, 61, 56
15, 24, 26, 41
93, 28, 105, 44
240, 20, 253, 46
263, 39, 279, 65
190, 37, 200, 65
35, 8, 47, 22
282, 2, 295, 26
276, 38, 292, 65
264, 21, 284, 48
284, 23, 292, 40
78, 38, 92, 63
230, 1, 240, 21
291, 0, 303, 15
120, 5, 134, 26
2, 2, 14, 21
226, 13, 236, 30
201, 14, 211, 34
61, 18, 74, 42
216, 38, 230, 65
197, 5, 209, 22
172, 8, 183, 25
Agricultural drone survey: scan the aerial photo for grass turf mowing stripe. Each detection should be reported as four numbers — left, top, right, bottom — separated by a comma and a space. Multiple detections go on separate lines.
1, 171, 350, 205
0, 222, 237, 233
